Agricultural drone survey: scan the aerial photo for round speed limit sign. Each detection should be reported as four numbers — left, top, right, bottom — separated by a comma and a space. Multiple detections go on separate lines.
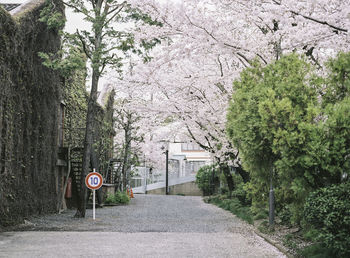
85, 172, 103, 190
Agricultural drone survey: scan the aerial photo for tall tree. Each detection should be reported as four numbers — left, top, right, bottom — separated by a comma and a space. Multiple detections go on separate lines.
63, 0, 127, 217
114, 98, 144, 190
227, 54, 324, 223
62, 0, 160, 217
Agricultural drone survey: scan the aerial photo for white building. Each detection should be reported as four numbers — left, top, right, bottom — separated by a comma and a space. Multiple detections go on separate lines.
168, 142, 212, 178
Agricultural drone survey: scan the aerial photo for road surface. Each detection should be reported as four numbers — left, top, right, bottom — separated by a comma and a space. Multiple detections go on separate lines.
0, 195, 285, 257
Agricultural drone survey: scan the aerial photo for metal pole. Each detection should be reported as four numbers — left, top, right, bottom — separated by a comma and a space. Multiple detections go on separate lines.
166, 150, 169, 195
144, 155, 147, 194
211, 168, 215, 195
269, 168, 275, 227
93, 189, 96, 220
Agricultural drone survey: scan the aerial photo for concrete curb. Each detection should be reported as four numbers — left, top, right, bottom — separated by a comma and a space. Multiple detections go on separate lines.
253, 229, 294, 258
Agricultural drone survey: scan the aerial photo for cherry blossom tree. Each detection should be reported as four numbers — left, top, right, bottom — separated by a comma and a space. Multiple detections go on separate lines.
106, 0, 350, 189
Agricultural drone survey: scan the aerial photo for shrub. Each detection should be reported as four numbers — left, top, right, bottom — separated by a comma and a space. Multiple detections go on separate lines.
207, 195, 253, 224
104, 191, 130, 205
195, 165, 220, 195
232, 182, 251, 206
299, 243, 334, 258
104, 193, 117, 204
304, 182, 350, 257
277, 206, 292, 226
114, 191, 130, 204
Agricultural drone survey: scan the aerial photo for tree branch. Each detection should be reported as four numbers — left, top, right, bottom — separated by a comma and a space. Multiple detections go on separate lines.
76, 30, 92, 59
291, 10, 347, 33
217, 55, 224, 77
64, 2, 94, 21
103, 1, 126, 27
186, 125, 213, 152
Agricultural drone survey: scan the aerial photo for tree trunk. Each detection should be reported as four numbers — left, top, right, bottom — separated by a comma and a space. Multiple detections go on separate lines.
121, 115, 132, 190
236, 165, 250, 183
74, 70, 99, 218
90, 147, 103, 205
122, 135, 131, 189
121, 149, 129, 190
221, 165, 235, 197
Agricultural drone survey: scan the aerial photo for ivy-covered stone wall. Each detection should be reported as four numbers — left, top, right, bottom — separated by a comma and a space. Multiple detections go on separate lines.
0, 1, 64, 227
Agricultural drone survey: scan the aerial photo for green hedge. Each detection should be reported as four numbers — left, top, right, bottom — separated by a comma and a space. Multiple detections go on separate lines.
195, 165, 220, 195
304, 182, 350, 256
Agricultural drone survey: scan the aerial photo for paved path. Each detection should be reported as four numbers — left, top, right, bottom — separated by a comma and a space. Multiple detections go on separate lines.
0, 195, 285, 257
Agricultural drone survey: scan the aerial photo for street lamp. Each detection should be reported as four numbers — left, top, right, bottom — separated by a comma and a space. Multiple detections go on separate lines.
161, 142, 169, 195
165, 148, 169, 195
160, 140, 186, 195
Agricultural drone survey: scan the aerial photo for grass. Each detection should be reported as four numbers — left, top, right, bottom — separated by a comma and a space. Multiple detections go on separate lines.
206, 195, 254, 224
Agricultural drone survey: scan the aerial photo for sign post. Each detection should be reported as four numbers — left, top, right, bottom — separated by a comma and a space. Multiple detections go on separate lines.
85, 169, 103, 220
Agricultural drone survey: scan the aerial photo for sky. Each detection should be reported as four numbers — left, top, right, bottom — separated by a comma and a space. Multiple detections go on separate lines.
0, 0, 26, 3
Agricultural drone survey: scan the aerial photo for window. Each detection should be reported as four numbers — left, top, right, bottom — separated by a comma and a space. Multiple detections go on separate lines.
185, 161, 206, 175
181, 142, 203, 151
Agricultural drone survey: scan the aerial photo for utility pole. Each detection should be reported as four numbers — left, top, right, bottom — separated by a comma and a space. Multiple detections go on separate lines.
165, 149, 169, 195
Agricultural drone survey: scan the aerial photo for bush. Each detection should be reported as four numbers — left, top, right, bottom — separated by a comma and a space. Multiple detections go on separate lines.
207, 195, 253, 224
195, 165, 220, 195
304, 182, 350, 257
277, 206, 292, 226
104, 191, 130, 205
104, 193, 117, 204
115, 191, 130, 204
232, 182, 251, 206
299, 243, 334, 258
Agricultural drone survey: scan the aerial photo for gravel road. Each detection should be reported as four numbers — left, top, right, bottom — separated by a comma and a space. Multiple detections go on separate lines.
0, 194, 286, 257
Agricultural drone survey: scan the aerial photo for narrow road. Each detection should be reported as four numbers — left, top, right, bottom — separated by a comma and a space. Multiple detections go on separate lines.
0, 195, 285, 257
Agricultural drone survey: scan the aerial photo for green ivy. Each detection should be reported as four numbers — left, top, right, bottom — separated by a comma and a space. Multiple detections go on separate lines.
39, 0, 65, 30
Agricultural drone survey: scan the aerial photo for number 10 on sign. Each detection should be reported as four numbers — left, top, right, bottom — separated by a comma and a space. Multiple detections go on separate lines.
85, 169, 103, 220
90, 176, 99, 186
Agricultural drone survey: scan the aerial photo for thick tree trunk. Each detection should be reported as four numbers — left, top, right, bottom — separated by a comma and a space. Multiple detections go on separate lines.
74, 70, 99, 218
121, 147, 128, 190
122, 126, 131, 190
121, 151, 129, 190
236, 165, 250, 183
221, 165, 235, 197
90, 147, 103, 205
121, 114, 132, 190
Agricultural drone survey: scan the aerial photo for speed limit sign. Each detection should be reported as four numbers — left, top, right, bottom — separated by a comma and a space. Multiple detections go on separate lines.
85, 171, 103, 190
85, 169, 103, 220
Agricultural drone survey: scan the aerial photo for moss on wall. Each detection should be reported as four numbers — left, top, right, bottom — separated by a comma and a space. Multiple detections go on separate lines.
63, 67, 88, 148
0, 0, 64, 227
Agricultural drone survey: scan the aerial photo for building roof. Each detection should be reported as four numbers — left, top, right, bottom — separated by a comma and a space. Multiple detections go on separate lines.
0, 3, 20, 11
0, 0, 41, 15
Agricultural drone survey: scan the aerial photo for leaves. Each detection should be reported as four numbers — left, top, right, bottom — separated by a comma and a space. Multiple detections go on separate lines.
195, 164, 220, 195
304, 182, 350, 256
227, 53, 329, 223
